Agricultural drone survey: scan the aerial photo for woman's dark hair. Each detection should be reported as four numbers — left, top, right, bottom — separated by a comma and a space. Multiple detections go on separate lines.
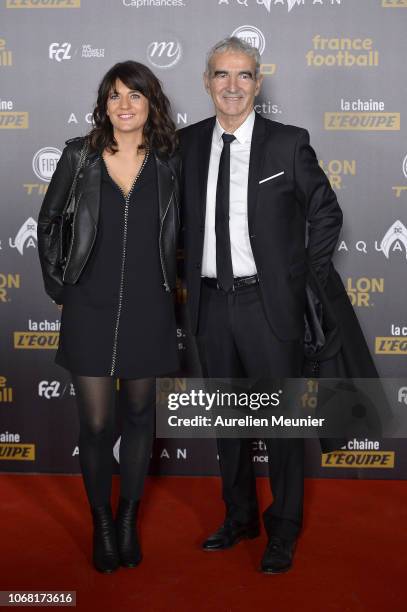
89, 60, 178, 157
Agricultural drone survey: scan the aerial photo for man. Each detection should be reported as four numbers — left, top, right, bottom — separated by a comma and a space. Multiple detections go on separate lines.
178, 37, 342, 574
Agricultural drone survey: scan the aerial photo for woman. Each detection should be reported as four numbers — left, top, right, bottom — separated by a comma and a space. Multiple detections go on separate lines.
37, 61, 181, 574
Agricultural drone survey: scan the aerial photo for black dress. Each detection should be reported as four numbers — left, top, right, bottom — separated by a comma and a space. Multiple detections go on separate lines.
55, 151, 179, 379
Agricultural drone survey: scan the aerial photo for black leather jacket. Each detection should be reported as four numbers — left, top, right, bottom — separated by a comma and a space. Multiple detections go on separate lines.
38, 137, 181, 304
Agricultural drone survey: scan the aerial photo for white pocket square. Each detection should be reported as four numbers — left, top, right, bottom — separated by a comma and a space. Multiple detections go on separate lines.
259, 171, 285, 184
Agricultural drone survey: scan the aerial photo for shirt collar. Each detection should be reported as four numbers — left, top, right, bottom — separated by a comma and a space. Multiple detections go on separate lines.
214, 109, 256, 144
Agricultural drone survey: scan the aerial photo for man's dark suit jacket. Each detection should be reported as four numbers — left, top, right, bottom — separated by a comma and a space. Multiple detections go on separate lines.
179, 112, 390, 453
178, 112, 343, 341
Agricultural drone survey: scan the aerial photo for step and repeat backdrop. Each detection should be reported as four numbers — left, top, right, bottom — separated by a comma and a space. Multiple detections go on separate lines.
1, 0, 406, 480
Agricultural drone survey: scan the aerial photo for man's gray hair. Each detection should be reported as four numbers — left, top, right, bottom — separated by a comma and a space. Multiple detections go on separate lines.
205, 36, 261, 78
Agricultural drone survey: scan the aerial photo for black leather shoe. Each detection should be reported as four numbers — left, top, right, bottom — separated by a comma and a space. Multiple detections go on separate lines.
202, 520, 260, 551
91, 505, 119, 574
260, 536, 296, 574
116, 497, 142, 568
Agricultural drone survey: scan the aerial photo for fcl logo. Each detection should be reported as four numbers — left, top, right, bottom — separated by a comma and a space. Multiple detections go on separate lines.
49, 43, 72, 62
38, 381, 61, 399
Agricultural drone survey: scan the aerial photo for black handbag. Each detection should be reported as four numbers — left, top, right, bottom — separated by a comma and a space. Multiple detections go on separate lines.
58, 139, 89, 270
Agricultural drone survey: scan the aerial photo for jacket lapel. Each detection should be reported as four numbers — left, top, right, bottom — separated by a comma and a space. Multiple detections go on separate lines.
80, 152, 101, 228
198, 117, 215, 223
154, 153, 174, 222
247, 112, 268, 232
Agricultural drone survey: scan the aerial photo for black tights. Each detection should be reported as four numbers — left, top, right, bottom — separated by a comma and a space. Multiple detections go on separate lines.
72, 375, 155, 507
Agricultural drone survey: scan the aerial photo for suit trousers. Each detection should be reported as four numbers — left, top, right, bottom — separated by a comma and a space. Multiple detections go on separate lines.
196, 281, 304, 541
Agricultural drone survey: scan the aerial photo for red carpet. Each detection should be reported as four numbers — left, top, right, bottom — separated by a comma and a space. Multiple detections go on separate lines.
0, 475, 405, 611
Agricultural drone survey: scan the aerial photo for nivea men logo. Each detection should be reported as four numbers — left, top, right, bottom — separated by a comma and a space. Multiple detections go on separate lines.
32, 147, 61, 182
402, 154, 407, 179
9, 218, 37, 255
146, 39, 182, 69
231, 25, 265, 55
380, 220, 407, 260
49, 42, 72, 62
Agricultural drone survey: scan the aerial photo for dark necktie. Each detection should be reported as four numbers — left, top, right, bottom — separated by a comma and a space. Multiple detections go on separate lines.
215, 132, 236, 291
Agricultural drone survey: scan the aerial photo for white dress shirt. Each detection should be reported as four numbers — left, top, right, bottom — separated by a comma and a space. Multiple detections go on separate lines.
201, 110, 258, 278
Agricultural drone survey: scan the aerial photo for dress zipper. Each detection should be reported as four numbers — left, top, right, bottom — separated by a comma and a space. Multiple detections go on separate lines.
104, 150, 149, 376
159, 192, 173, 292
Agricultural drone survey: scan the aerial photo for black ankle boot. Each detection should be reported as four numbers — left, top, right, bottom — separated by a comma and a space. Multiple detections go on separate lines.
116, 497, 142, 568
91, 505, 119, 574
